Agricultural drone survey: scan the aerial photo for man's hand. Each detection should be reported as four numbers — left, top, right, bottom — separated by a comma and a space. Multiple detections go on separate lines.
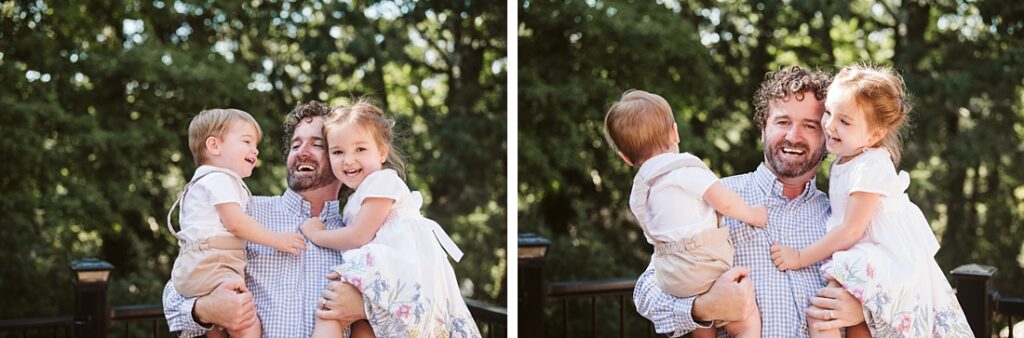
272, 232, 307, 256
806, 277, 865, 330
692, 267, 755, 323
769, 241, 801, 271
193, 280, 257, 332
316, 272, 367, 326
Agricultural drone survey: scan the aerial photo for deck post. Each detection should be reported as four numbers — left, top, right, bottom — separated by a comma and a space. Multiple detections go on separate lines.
519, 233, 551, 337
952, 263, 996, 338
70, 258, 114, 338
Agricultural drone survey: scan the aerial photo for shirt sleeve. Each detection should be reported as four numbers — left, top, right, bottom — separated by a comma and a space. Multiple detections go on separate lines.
162, 280, 212, 337
195, 172, 247, 207
358, 169, 409, 201
633, 262, 712, 336
666, 167, 720, 199
847, 154, 898, 196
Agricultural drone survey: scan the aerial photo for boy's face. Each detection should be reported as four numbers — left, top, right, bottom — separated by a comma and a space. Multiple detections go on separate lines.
286, 115, 337, 192
208, 120, 260, 178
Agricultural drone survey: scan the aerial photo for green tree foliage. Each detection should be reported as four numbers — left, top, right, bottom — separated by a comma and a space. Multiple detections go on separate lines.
0, 0, 506, 318
520, 0, 1024, 330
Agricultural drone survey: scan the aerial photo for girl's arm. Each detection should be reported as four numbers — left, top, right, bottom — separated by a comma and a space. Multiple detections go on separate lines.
301, 197, 394, 251
216, 203, 306, 256
703, 181, 768, 227
770, 191, 881, 270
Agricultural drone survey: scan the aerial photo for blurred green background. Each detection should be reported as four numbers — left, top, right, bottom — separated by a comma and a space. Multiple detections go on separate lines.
0, 0, 506, 318
520, 0, 1024, 334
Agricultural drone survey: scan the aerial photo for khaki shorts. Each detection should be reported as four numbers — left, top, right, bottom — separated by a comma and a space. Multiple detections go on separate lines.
653, 227, 734, 298
171, 235, 247, 297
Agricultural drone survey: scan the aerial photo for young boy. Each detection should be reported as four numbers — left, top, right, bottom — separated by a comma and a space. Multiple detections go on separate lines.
167, 109, 307, 338
603, 90, 765, 338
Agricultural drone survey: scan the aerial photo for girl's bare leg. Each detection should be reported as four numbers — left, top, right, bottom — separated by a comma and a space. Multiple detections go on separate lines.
723, 302, 761, 338
350, 320, 374, 338
310, 317, 345, 338
845, 322, 871, 338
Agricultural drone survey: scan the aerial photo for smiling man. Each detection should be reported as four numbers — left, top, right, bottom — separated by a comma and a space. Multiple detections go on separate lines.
163, 101, 368, 337
634, 66, 868, 337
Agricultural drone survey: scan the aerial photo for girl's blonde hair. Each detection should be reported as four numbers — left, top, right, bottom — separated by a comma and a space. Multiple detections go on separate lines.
188, 108, 262, 166
323, 98, 406, 180
831, 64, 912, 165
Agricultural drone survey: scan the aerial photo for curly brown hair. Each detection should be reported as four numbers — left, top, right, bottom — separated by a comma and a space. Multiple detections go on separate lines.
753, 66, 832, 131
281, 100, 332, 155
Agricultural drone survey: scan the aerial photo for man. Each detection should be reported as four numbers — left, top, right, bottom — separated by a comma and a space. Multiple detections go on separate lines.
163, 101, 366, 337
634, 66, 866, 337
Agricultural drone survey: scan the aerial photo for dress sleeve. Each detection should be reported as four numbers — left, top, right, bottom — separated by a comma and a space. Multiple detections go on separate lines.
847, 152, 898, 196
357, 169, 409, 202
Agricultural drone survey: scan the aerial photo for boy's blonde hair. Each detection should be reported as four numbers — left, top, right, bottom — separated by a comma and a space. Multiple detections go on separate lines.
603, 89, 676, 164
323, 98, 407, 180
188, 108, 263, 166
831, 64, 912, 165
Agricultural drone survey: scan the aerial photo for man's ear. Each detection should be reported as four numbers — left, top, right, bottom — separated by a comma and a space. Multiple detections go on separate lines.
616, 151, 635, 167
205, 136, 221, 156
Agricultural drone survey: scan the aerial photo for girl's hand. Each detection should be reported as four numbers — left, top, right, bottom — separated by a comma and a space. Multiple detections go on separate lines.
273, 232, 306, 256
770, 241, 801, 270
300, 217, 326, 237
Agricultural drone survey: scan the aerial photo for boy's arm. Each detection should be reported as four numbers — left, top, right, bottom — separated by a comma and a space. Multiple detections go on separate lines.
703, 181, 768, 227
216, 202, 306, 255
771, 191, 881, 270
301, 197, 393, 251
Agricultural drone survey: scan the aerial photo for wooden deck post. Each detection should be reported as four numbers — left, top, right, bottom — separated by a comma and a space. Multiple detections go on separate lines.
70, 258, 114, 338
519, 233, 551, 337
952, 263, 996, 338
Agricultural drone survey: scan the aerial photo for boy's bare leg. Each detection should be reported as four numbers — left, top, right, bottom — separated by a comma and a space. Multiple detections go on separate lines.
692, 327, 717, 338
206, 327, 227, 338
723, 302, 761, 338
350, 320, 374, 338
225, 317, 262, 338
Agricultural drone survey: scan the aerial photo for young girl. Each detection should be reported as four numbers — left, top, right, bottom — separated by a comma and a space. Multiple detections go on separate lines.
769, 65, 972, 337
300, 100, 480, 338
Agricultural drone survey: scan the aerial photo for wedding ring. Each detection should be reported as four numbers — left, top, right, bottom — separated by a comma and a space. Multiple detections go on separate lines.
828, 310, 834, 320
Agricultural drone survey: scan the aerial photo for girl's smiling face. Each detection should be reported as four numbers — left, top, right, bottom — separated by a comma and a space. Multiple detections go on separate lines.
822, 86, 886, 163
326, 121, 388, 190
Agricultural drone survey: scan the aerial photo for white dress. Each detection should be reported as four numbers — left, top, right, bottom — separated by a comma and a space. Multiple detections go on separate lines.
332, 169, 480, 338
820, 148, 972, 337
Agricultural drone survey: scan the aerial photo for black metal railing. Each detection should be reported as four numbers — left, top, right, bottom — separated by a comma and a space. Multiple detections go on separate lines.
0, 259, 506, 338
523, 233, 1024, 338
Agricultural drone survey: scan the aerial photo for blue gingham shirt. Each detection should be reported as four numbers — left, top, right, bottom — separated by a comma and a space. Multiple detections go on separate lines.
163, 189, 345, 337
633, 163, 831, 337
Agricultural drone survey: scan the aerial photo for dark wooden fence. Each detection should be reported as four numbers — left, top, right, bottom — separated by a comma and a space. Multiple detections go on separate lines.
519, 233, 1024, 338
0, 259, 507, 338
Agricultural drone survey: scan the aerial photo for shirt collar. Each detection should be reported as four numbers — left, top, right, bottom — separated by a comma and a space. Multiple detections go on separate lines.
754, 163, 818, 202
282, 188, 341, 219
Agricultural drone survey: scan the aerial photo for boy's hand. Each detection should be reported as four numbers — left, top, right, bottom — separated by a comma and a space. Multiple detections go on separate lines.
273, 232, 306, 256
770, 241, 801, 270
750, 205, 768, 228
299, 217, 326, 238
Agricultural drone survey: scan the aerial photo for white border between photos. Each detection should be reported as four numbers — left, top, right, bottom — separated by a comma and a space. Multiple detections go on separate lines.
506, 0, 519, 336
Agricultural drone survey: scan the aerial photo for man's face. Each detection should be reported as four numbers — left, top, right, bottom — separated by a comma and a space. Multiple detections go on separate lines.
761, 92, 827, 179
286, 116, 338, 191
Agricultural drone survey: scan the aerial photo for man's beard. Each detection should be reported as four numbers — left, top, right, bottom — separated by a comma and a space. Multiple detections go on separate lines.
764, 139, 826, 179
287, 162, 338, 192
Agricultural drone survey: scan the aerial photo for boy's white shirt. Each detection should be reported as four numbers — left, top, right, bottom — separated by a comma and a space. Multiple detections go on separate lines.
630, 152, 720, 244
177, 165, 249, 242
